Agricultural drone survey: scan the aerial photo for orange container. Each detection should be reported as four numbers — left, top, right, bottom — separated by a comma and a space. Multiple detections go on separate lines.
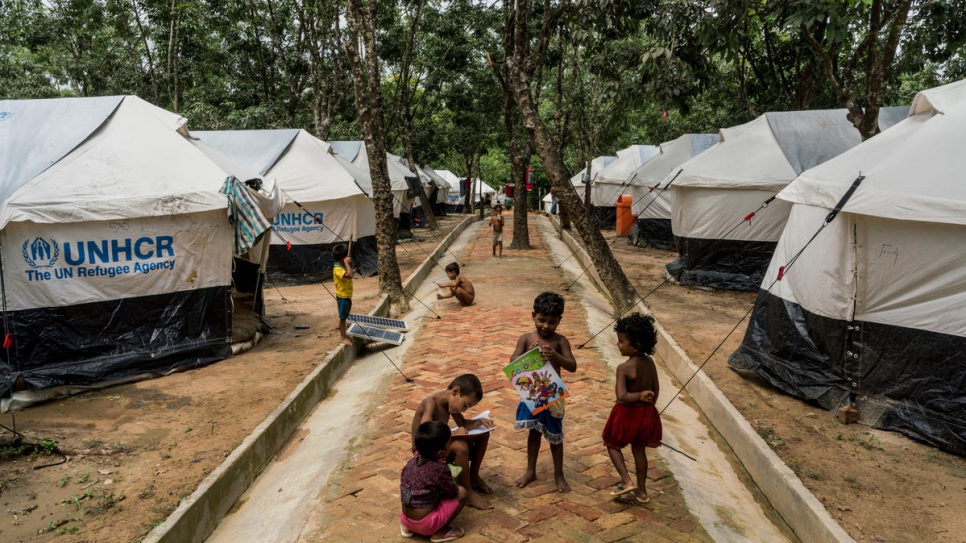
616, 195, 634, 236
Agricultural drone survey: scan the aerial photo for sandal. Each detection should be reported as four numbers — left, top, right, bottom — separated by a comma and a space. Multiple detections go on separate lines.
400, 524, 413, 538
430, 526, 464, 542
610, 482, 637, 496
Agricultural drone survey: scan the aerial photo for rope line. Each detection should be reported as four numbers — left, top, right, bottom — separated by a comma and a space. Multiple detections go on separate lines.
576, 277, 671, 349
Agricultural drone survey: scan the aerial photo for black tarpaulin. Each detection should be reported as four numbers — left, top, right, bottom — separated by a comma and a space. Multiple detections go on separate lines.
730, 289, 966, 455
628, 219, 674, 250
666, 237, 777, 291
266, 235, 378, 280
0, 287, 232, 397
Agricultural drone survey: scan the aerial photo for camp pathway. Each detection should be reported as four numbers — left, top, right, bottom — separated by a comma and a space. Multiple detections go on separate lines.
295, 215, 713, 543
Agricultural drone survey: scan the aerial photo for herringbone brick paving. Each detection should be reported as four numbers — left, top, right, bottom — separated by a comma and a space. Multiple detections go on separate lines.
302, 214, 711, 542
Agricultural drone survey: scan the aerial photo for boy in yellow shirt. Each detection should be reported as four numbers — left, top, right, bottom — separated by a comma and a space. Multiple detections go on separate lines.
333, 243, 353, 346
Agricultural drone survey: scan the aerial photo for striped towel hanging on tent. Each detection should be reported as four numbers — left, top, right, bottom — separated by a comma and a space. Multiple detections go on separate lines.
220, 176, 274, 255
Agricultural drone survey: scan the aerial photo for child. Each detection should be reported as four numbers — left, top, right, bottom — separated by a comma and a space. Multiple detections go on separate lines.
436, 263, 475, 306
412, 374, 494, 510
400, 421, 466, 542
511, 292, 577, 493
332, 243, 353, 346
602, 313, 662, 504
490, 204, 505, 257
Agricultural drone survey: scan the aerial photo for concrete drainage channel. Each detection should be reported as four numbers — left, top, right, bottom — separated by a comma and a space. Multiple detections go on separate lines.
546, 216, 854, 543
143, 215, 482, 543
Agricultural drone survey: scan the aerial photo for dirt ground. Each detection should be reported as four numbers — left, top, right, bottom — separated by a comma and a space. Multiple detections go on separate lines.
1, 211, 963, 543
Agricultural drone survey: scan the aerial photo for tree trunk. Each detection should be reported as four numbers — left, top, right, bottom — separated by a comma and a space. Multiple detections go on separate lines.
403, 133, 440, 231
505, 0, 637, 310
344, 0, 408, 314
487, 28, 531, 248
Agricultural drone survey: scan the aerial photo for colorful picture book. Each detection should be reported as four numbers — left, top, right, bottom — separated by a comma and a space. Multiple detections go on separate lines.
503, 347, 568, 415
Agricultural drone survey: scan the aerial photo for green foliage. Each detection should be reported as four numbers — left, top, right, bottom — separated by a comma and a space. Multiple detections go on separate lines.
1, 0, 963, 183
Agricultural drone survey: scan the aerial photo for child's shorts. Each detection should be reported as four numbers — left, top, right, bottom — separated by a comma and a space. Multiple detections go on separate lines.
400, 497, 461, 536
337, 297, 352, 320
493, 232, 503, 243
602, 403, 662, 449
514, 400, 564, 444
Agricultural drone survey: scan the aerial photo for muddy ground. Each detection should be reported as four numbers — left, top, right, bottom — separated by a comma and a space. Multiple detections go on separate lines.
1, 211, 964, 543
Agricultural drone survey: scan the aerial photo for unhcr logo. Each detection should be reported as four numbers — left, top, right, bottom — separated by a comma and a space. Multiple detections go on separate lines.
22, 237, 59, 268
0, 111, 12, 122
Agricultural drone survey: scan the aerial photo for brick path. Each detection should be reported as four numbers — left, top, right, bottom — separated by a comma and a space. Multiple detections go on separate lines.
301, 214, 711, 542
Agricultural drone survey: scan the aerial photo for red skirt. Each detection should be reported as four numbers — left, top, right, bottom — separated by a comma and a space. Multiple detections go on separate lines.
602, 403, 662, 449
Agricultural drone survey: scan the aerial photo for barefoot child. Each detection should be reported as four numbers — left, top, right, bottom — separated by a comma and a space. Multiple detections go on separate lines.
436, 263, 475, 305
603, 313, 662, 504
332, 243, 353, 346
490, 204, 505, 257
400, 421, 467, 542
412, 374, 494, 510
511, 292, 577, 493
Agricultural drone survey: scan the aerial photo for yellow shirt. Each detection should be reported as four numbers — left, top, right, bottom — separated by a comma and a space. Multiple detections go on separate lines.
333, 263, 353, 299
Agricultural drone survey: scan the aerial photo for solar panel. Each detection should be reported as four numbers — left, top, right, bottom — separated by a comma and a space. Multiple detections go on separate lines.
346, 313, 409, 331
347, 324, 405, 345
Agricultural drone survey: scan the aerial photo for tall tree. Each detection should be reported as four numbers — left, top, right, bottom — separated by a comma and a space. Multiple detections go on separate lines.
388, 0, 440, 230
780, 0, 916, 140
503, 0, 638, 310
343, 0, 408, 313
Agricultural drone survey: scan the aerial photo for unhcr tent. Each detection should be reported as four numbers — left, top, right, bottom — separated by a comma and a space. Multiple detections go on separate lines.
0, 96, 281, 399
665, 109, 864, 291
590, 145, 660, 229
195, 129, 378, 279
627, 134, 719, 249
729, 81, 966, 454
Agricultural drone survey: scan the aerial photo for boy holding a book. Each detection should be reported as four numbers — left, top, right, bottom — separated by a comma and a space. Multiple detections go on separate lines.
510, 292, 577, 493
411, 374, 494, 510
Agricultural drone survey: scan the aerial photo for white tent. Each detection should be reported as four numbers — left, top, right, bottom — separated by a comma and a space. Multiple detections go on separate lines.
543, 155, 617, 212
435, 170, 462, 209
418, 166, 450, 214
626, 134, 719, 249
195, 129, 378, 278
591, 145, 660, 207
665, 109, 865, 290
729, 80, 966, 454
0, 95, 281, 397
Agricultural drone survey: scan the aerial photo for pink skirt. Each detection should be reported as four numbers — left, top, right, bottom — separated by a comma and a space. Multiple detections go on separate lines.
400, 497, 460, 536
602, 403, 662, 449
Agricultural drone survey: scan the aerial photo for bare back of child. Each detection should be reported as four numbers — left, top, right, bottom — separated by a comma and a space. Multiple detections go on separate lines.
602, 313, 663, 504
411, 374, 493, 510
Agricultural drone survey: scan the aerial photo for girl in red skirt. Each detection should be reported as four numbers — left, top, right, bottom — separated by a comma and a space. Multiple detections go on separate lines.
602, 313, 662, 504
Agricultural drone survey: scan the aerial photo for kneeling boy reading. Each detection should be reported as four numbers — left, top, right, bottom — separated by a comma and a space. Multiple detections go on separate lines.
411, 374, 494, 510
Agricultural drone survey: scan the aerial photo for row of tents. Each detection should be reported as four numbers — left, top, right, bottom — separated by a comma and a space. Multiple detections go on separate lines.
0, 95, 481, 402
554, 80, 964, 454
